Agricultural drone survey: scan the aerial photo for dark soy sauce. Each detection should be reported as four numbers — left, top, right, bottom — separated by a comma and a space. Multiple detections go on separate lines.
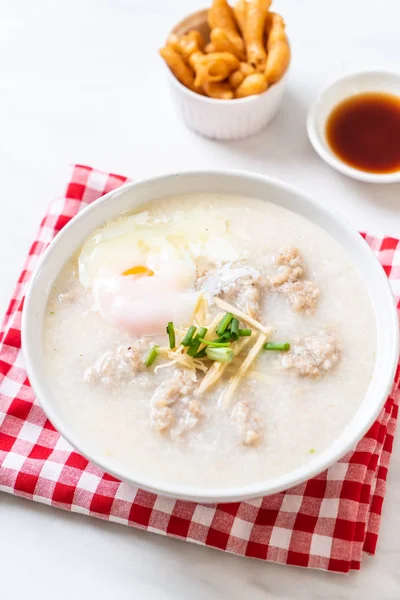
325, 92, 400, 174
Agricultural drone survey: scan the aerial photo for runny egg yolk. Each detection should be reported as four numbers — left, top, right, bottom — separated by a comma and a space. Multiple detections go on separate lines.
122, 265, 154, 277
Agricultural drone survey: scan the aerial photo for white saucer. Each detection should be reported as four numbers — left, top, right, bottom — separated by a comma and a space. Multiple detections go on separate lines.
307, 69, 400, 183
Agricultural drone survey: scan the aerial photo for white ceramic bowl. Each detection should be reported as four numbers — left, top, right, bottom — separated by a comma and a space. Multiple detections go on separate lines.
22, 171, 399, 503
307, 69, 400, 183
164, 9, 288, 140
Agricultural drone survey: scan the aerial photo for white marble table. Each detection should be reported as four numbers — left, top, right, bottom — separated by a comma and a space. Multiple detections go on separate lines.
1, 0, 400, 597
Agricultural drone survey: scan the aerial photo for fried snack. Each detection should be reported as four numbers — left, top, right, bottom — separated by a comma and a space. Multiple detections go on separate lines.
233, 0, 247, 35
243, 0, 271, 71
208, 0, 245, 56
234, 72, 268, 98
265, 41, 290, 83
167, 31, 205, 61
166, 34, 182, 54
229, 61, 256, 88
266, 12, 286, 47
265, 11, 273, 36
190, 51, 239, 87
159, 46, 198, 92
204, 41, 218, 54
229, 69, 244, 88
160, 2, 289, 99
205, 28, 246, 60
203, 81, 234, 99
239, 61, 255, 76
265, 12, 290, 83
179, 30, 206, 58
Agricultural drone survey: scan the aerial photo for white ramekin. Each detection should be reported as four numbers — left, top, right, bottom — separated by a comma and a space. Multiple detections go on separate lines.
163, 9, 288, 140
307, 69, 400, 183
22, 170, 399, 503
167, 72, 287, 140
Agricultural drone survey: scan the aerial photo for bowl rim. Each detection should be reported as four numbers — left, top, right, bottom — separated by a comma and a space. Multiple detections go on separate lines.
162, 6, 290, 105
307, 68, 400, 183
22, 169, 399, 503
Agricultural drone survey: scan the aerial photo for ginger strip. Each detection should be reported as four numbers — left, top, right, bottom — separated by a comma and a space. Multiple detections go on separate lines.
155, 352, 208, 376
159, 311, 224, 373
193, 293, 209, 326
195, 336, 252, 396
205, 311, 225, 337
221, 333, 268, 409
214, 297, 270, 334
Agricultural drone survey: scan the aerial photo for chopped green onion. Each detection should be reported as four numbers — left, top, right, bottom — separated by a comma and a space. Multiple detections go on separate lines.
216, 312, 233, 336
187, 339, 201, 357
230, 318, 239, 340
238, 328, 251, 337
144, 346, 158, 367
197, 338, 230, 348
196, 327, 208, 340
194, 348, 207, 359
212, 332, 231, 344
187, 327, 208, 357
213, 337, 230, 344
186, 326, 207, 356
263, 342, 291, 351
206, 347, 234, 363
309, 448, 315, 454
166, 321, 175, 349
181, 326, 196, 346
214, 332, 232, 343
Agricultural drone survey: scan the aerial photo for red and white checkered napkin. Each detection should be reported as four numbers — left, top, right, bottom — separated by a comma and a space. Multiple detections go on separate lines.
1, 165, 399, 573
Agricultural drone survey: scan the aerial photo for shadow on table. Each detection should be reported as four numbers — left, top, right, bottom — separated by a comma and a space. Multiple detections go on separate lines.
219, 89, 312, 167
218, 88, 400, 213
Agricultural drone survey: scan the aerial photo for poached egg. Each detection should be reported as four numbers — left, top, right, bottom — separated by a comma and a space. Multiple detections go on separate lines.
78, 208, 238, 336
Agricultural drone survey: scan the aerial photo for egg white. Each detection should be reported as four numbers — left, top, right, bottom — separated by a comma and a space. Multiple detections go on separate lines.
78, 208, 237, 336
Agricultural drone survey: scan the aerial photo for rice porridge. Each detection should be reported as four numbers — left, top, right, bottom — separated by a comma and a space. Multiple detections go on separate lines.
43, 193, 376, 488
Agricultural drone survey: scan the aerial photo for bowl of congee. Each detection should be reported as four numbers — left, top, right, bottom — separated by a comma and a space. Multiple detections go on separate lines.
22, 171, 398, 502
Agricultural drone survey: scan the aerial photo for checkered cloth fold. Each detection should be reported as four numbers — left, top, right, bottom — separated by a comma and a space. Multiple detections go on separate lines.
1, 165, 399, 573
